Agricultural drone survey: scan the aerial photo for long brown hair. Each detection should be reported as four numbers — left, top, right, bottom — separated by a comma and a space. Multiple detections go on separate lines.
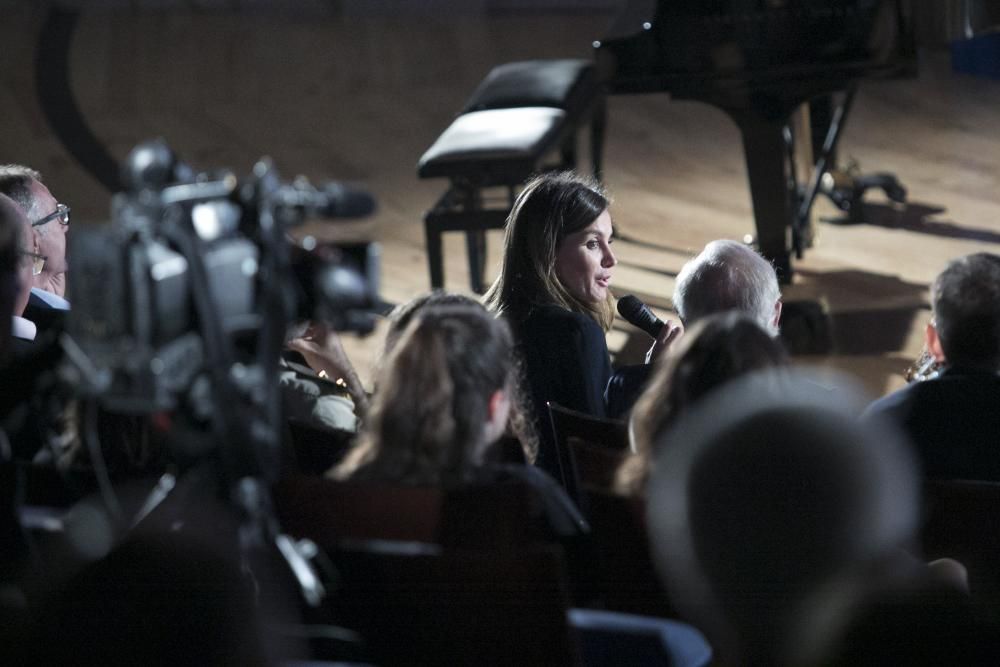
330, 305, 515, 485
484, 171, 615, 330
616, 312, 789, 495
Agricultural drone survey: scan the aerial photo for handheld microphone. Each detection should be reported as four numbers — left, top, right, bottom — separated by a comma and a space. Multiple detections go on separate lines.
617, 295, 665, 339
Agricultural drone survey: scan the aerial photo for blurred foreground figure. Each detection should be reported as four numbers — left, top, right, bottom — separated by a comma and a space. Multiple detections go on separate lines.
646, 370, 928, 665
0, 194, 26, 362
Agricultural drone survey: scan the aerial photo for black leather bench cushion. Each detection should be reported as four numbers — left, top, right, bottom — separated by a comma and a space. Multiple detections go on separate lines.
461, 59, 597, 116
418, 107, 567, 181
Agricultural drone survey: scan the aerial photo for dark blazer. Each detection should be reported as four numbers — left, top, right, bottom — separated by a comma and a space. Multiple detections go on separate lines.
514, 304, 612, 479
865, 366, 1000, 481
605, 363, 654, 419
23, 291, 67, 333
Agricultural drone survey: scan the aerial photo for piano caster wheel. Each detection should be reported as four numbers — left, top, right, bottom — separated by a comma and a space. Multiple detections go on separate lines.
882, 179, 907, 204
821, 169, 907, 225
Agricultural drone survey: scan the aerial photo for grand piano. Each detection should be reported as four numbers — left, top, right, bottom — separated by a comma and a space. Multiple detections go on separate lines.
594, 0, 919, 279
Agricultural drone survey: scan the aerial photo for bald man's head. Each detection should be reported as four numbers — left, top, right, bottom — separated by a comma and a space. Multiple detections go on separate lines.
673, 240, 782, 335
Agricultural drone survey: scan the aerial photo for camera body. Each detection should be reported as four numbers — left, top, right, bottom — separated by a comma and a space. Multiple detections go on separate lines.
65, 140, 379, 417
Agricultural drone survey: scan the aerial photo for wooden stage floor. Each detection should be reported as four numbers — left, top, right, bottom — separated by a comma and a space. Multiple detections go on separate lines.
3, 4, 1000, 400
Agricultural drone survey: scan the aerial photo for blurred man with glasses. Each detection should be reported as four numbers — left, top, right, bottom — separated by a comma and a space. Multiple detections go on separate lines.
0, 194, 22, 362
1, 193, 71, 468
0, 194, 39, 352
0, 165, 70, 330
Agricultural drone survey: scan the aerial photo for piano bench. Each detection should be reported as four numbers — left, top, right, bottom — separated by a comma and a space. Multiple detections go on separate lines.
417, 59, 606, 293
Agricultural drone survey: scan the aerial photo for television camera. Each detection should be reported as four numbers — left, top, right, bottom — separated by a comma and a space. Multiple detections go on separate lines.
49, 140, 381, 608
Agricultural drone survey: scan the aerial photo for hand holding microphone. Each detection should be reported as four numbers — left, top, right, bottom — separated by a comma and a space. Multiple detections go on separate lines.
616, 295, 683, 363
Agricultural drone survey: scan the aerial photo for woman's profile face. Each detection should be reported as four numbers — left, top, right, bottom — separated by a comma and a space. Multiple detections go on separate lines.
554, 208, 616, 304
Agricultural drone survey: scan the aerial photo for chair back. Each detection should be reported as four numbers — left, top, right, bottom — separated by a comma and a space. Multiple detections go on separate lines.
328, 540, 580, 666
922, 479, 1000, 610
548, 402, 630, 498
272, 475, 541, 550
584, 489, 678, 618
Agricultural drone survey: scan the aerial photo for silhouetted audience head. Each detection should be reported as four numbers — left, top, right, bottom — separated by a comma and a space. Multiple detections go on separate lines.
647, 371, 919, 666
927, 252, 1000, 371
484, 171, 616, 330
617, 312, 788, 495
673, 239, 781, 334
332, 305, 515, 485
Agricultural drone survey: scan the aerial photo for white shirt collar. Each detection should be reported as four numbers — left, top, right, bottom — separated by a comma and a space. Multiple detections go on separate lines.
12, 316, 37, 341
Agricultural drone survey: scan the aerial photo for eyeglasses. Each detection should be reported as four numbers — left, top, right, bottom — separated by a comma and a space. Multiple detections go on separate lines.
32, 203, 70, 227
18, 250, 46, 276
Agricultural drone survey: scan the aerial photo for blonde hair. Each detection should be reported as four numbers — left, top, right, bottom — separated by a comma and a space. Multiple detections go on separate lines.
484, 171, 615, 330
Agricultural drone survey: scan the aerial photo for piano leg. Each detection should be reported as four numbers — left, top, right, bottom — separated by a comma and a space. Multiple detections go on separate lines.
809, 95, 836, 167
733, 114, 793, 282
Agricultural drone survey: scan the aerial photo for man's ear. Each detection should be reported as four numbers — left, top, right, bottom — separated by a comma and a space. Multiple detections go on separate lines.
772, 300, 783, 329
926, 321, 946, 362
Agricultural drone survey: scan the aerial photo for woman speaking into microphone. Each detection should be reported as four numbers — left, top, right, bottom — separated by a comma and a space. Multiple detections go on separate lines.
485, 172, 679, 479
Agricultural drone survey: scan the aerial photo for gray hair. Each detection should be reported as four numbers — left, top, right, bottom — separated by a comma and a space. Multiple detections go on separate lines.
0, 164, 44, 219
673, 239, 781, 334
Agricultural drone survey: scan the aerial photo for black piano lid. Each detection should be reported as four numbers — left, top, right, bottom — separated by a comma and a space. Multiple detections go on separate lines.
596, 0, 915, 96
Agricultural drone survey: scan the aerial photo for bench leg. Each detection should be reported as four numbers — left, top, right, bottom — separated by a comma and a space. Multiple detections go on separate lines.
560, 133, 579, 172
466, 229, 487, 294
425, 215, 445, 289
590, 95, 607, 181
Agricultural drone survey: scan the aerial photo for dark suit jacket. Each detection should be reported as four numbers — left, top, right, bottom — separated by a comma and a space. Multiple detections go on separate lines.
865, 366, 1000, 481
23, 292, 67, 333
605, 363, 654, 420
